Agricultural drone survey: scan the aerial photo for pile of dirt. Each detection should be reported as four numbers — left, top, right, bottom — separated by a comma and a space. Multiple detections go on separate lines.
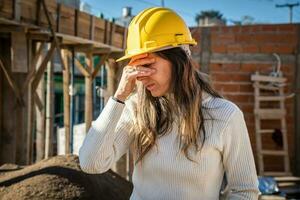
0, 155, 133, 200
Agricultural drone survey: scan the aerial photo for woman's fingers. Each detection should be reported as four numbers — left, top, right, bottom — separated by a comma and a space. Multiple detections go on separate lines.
124, 66, 155, 80
129, 53, 148, 64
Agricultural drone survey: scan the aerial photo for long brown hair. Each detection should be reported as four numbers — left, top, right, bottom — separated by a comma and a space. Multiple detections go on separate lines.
132, 47, 221, 164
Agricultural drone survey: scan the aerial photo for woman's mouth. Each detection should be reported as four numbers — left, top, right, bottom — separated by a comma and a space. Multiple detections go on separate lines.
146, 83, 156, 91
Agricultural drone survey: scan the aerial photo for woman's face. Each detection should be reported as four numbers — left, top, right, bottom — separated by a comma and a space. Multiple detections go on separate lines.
137, 53, 172, 97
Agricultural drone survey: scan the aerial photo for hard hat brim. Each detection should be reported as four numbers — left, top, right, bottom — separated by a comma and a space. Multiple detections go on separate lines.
116, 41, 197, 62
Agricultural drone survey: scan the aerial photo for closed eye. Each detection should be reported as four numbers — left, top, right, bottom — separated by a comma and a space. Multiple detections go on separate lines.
143, 64, 152, 68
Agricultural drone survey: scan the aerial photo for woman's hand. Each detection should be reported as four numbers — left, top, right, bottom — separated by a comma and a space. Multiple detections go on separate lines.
114, 54, 156, 102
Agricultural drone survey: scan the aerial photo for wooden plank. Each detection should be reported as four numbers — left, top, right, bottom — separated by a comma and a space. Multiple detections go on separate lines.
109, 22, 115, 46
27, 32, 51, 41
41, 0, 65, 70
0, 58, 23, 105
0, 25, 25, 32
13, 0, 21, 21
106, 59, 117, 102
89, 15, 94, 40
26, 39, 34, 164
62, 43, 94, 53
85, 52, 93, 132
263, 171, 292, 176
275, 176, 300, 182
32, 41, 56, 92
78, 11, 90, 39
62, 49, 70, 154
259, 129, 276, 134
40, 0, 57, 29
35, 0, 41, 25
34, 91, 43, 112
56, 3, 61, 32
20, 0, 37, 23
22, 41, 44, 92
279, 87, 290, 174
94, 17, 105, 43
92, 54, 108, 79
35, 41, 45, 161
253, 83, 282, 91
254, 80, 264, 175
74, 9, 78, 36
0, 0, 13, 19
104, 20, 108, 44
11, 32, 28, 73
58, 4, 75, 36
254, 109, 286, 119
71, 54, 90, 77
251, 74, 286, 83
259, 195, 285, 200
44, 55, 54, 158
0, 38, 17, 164
257, 95, 292, 101
261, 150, 287, 155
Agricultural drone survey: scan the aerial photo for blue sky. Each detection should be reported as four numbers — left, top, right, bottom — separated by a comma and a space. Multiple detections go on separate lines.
84, 0, 300, 26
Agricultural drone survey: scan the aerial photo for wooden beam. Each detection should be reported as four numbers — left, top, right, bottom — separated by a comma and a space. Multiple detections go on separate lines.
104, 20, 108, 44
22, 42, 45, 93
74, 9, 79, 37
26, 39, 34, 164
34, 92, 44, 112
32, 41, 56, 92
93, 47, 111, 55
71, 54, 90, 77
61, 44, 94, 52
41, 0, 65, 70
27, 32, 51, 41
85, 52, 93, 132
13, 0, 21, 21
44, 56, 54, 158
62, 49, 71, 154
35, 42, 45, 162
36, 0, 42, 25
0, 0, 4, 9
56, 3, 61, 32
0, 25, 25, 32
92, 54, 109, 80
0, 58, 24, 106
89, 15, 95, 40
106, 59, 117, 99
109, 22, 115, 45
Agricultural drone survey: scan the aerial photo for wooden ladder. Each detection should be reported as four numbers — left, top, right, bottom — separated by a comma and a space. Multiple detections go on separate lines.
251, 72, 292, 176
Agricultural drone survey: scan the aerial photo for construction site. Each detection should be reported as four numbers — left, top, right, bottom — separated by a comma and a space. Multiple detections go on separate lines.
0, 0, 300, 199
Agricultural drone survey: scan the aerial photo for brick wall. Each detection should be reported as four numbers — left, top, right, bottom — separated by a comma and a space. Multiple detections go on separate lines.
191, 24, 299, 173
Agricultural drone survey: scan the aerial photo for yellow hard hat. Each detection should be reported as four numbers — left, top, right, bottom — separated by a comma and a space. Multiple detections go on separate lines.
116, 7, 197, 62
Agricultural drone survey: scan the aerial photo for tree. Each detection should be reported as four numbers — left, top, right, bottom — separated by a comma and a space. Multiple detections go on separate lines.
195, 10, 226, 24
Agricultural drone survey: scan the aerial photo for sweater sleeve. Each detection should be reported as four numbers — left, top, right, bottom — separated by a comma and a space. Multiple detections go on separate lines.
221, 109, 260, 200
79, 97, 135, 174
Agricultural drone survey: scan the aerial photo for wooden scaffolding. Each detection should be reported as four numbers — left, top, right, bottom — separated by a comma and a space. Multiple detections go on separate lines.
0, 0, 126, 165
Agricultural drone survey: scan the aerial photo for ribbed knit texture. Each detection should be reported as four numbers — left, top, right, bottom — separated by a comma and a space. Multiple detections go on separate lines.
79, 95, 259, 200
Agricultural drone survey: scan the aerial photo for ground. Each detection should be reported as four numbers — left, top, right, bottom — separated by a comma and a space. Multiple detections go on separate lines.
0, 155, 133, 200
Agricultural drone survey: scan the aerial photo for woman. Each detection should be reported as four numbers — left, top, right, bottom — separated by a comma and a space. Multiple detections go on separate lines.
79, 7, 259, 200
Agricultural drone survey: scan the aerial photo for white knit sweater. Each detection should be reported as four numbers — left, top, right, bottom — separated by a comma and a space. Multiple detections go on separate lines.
79, 94, 259, 200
